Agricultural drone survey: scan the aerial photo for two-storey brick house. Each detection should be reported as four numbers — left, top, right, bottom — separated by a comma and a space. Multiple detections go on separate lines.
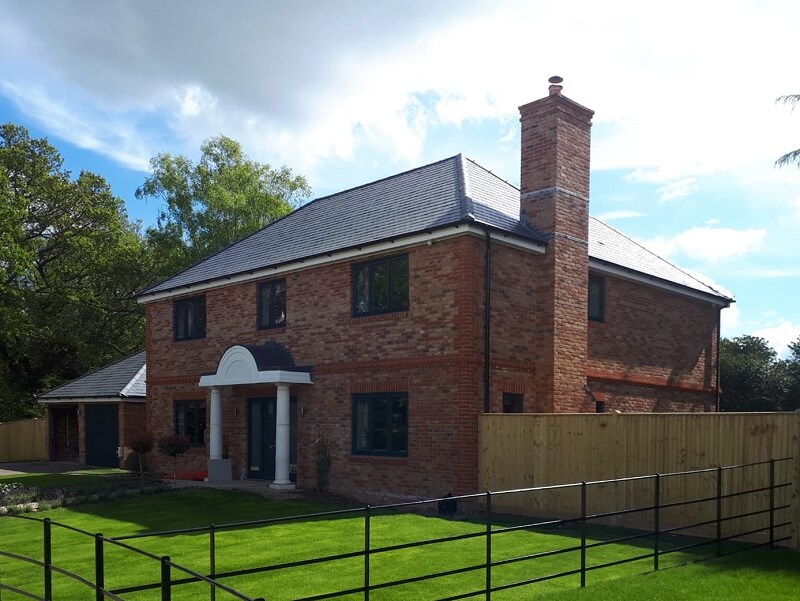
136, 80, 731, 500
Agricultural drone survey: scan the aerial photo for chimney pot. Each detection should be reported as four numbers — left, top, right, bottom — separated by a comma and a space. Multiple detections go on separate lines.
548, 75, 564, 96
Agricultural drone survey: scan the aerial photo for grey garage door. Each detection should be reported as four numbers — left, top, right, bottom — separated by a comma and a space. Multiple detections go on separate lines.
84, 404, 119, 467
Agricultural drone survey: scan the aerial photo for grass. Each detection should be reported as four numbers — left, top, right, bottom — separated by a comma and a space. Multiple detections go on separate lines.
0, 467, 130, 493
0, 488, 798, 600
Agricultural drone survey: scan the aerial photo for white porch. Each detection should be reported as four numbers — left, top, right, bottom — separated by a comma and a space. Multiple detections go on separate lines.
198, 342, 313, 490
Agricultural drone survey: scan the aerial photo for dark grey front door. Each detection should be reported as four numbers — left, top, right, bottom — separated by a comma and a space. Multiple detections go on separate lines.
84, 404, 119, 467
247, 397, 297, 480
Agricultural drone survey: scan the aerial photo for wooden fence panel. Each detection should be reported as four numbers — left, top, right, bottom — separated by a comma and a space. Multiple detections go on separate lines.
479, 412, 800, 548
0, 418, 48, 462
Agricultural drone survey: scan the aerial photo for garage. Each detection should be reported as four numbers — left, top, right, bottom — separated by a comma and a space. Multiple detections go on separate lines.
84, 404, 120, 467
38, 350, 147, 468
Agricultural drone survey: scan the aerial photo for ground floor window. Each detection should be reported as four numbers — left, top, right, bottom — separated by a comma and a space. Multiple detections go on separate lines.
502, 393, 524, 413
352, 392, 408, 456
175, 400, 206, 446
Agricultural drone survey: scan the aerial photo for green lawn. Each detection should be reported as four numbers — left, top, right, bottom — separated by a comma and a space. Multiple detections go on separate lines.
1, 488, 798, 600
0, 467, 129, 491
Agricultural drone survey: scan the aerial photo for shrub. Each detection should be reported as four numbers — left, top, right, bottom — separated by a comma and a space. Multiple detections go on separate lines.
158, 434, 191, 479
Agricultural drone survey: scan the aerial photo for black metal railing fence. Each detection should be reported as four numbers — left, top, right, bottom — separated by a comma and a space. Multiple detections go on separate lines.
0, 457, 793, 600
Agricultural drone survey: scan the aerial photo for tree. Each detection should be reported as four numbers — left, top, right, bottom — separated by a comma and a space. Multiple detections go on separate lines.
719, 335, 796, 411
0, 124, 149, 420
782, 335, 800, 410
776, 95, 800, 168
158, 434, 191, 479
136, 135, 311, 278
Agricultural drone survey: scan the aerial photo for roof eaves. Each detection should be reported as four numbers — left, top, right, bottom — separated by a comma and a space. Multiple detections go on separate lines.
590, 217, 733, 301
137, 219, 482, 300
589, 257, 733, 306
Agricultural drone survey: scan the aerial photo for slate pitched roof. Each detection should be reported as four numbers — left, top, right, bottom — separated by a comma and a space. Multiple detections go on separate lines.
139, 155, 730, 303
38, 350, 146, 401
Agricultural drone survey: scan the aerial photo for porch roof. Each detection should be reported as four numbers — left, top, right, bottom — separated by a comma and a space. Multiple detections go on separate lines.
199, 342, 313, 388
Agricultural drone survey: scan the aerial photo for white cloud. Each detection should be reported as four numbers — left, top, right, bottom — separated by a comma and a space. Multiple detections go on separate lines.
720, 304, 741, 335
1, 0, 798, 186
641, 227, 766, 263
596, 210, 645, 221
754, 320, 800, 358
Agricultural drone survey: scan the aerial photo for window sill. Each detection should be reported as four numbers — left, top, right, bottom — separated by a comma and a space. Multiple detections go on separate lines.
257, 326, 286, 336
350, 310, 409, 324
349, 455, 408, 465
172, 337, 208, 346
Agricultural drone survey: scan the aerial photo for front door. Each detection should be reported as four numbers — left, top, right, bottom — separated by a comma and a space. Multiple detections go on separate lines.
247, 397, 297, 480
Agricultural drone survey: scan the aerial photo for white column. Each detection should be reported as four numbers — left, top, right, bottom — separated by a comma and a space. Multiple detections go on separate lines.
209, 386, 223, 461
270, 383, 294, 489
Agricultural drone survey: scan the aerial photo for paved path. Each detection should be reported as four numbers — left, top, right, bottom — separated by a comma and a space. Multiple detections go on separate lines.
0, 461, 83, 477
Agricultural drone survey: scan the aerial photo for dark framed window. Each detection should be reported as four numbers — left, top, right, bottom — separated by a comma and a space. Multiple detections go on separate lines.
174, 400, 206, 446
352, 254, 409, 317
502, 393, 524, 413
352, 392, 408, 456
174, 295, 206, 340
258, 279, 286, 329
588, 274, 605, 322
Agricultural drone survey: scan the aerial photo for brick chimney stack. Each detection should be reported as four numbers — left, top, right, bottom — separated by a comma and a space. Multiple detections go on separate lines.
520, 77, 594, 413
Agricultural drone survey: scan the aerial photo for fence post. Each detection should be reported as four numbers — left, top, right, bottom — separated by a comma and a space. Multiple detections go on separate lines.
716, 467, 723, 557
95, 533, 105, 601
364, 505, 370, 601
161, 555, 171, 601
653, 475, 660, 571
485, 491, 492, 601
580, 482, 587, 588
43, 518, 52, 601
792, 412, 800, 551
769, 459, 775, 549
210, 524, 216, 601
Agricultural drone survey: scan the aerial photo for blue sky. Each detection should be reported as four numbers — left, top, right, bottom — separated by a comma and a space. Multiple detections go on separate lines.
1, 0, 799, 355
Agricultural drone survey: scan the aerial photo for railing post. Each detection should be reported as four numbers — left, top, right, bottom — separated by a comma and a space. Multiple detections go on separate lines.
716, 466, 723, 557
364, 505, 371, 601
654, 475, 660, 571
210, 524, 216, 601
161, 555, 171, 601
580, 482, 587, 588
95, 533, 105, 601
485, 491, 492, 601
769, 459, 775, 549
43, 518, 52, 601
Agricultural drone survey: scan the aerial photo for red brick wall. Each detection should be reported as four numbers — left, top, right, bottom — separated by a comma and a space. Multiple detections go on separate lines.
587, 274, 718, 411
119, 402, 147, 467
145, 236, 487, 498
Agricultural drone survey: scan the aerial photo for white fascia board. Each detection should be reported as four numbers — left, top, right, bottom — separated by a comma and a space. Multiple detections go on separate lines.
120, 364, 147, 397
199, 370, 313, 388
37, 397, 144, 405
589, 259, 731, 308
138, 225, 545, 304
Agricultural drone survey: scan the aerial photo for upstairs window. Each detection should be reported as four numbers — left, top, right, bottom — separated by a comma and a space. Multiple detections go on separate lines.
258, 279, 286, 329
174, 400, 206, 446
352, 254, 409, 317
352, 392, 408, 456
174, 295, 206, 340
588, 274, 605, 322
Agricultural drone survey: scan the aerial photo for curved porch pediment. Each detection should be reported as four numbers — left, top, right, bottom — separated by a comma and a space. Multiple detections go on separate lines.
198, 342, 313, 387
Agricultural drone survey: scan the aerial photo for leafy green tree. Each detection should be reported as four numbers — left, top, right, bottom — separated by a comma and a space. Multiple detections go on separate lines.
136, 135, 311, 277
781, 335, 800, 410
776, 94, 800, 168
0, 124, 148, 420
719, 335, 791, 411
